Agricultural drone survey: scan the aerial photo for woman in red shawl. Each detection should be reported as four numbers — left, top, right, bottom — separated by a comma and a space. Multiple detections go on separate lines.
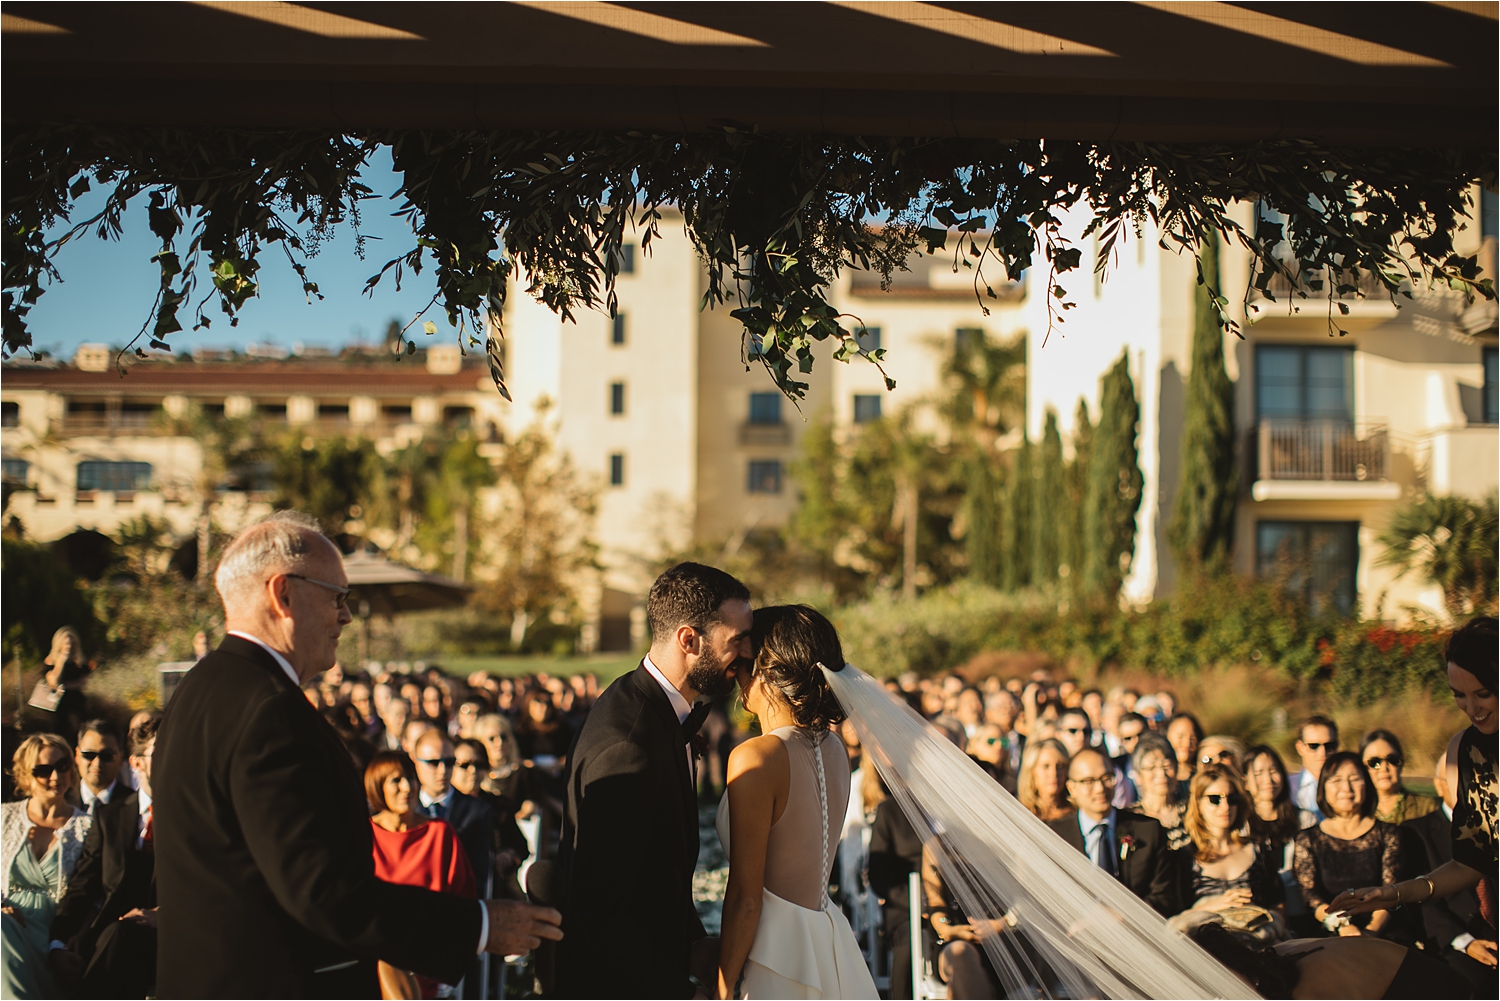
365, 751, 476, 999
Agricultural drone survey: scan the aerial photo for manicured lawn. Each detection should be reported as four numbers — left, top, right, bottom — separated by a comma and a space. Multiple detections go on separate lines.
435, 652, 641, 684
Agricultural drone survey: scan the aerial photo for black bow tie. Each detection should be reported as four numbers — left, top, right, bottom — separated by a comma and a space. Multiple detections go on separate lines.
682, 702, 712, 743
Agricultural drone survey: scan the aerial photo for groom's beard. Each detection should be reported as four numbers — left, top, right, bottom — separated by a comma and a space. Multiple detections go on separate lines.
686, 647, 738, 699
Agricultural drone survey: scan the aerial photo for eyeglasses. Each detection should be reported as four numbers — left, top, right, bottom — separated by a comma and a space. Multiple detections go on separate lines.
453, 760, 479, 770
1300, 741, 1337, 752
417, 757, 456, 768
286, 574, 350, 610
1365, 755, 1403, 770
1201, 793, 1231, 806
1068, 775, 1115, 789
31, 762, 71, 779
78, 750, 118, 763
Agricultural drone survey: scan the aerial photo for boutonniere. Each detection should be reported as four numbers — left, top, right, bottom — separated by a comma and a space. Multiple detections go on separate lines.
691, 733, 708, 760
1119, 835, 1137, 862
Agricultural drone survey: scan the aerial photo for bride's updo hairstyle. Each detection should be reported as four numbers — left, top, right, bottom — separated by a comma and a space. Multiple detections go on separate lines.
749, 605, 847, 732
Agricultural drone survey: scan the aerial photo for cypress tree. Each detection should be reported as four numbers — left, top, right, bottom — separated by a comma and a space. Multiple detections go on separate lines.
1083, 351, 1144, 598
1060, 398, 1094, 583
964, 453, 1004, 587
1000, 433, 1032, 591
1030, 409, 1065, 584
1170, 234, 1238, 568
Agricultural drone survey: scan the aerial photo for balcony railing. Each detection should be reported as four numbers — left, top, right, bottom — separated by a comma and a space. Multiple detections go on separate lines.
1253, 420, 1390, 482
739, 422, 792, 446
1251, 266, 1392, 303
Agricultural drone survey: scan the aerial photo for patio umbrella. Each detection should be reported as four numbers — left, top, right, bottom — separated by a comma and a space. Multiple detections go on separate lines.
340, 550, 472, 663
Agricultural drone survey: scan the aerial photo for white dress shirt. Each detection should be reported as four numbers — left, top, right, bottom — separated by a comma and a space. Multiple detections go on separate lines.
1077, 808, 1119, 876
1292, 768, 1323, 819
80, 778, 118, 815
228, 632, 491, 953
136, 787, 153, 851
642, 654, 696, 775
419, 787, 455, 820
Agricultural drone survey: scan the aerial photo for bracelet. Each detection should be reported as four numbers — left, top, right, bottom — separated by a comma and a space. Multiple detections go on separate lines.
1421, 875, 1435, 902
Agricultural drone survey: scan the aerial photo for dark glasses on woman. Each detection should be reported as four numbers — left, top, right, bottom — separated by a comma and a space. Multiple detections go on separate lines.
1202, 793, 1231, 806
1365, 754, 1403, 770
31, 762, 71, 779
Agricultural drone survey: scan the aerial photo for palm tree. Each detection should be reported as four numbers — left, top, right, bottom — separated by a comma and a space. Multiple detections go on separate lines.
1377, 493, 1498, 619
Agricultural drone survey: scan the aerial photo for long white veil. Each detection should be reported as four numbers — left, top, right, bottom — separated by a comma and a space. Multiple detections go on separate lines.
821, 663, 1256, 1000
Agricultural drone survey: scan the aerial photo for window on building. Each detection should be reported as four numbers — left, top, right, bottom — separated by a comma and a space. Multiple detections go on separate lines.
609, 452, 626, 487
855, 326, 881, 352
200, 402, 226, 419
1484, 346, 1498, 424
610, 381, 627, 416
318, 403, 350, 423
257, 402, 288, 421
1256, 520, 1359, 617
1483, 187, 1497, 241
853, 394, 882, 424
748, 392, 782, 425
1255, 345, 1353, 422
77, 461, 152, 494
382, 403, 413, 422
612, 312, 627, 346
224, 461, 274, 493
443, 406, 474, 428
1, 402, 17, 428
118, 401, 159, 427
955, 327, 984, 353
2, 459, 29, 486
617, 243, 636, 274
747, 459, 783, 494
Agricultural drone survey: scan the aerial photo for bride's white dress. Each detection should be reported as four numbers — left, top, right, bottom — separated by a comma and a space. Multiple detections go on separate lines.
716, 725, 879, 1000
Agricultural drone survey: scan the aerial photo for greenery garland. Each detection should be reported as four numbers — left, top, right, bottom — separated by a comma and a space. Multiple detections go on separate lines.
4, 126, 1494, 399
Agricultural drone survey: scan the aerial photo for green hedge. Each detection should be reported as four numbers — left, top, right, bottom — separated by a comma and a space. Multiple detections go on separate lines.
833, 574, 1450, 703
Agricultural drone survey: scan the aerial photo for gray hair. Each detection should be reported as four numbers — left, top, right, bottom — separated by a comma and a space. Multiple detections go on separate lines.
1131, 731, 1177, 776
214, 511, 333, 610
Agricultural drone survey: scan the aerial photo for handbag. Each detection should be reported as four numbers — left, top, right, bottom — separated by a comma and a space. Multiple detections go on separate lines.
28, 681, 63, 713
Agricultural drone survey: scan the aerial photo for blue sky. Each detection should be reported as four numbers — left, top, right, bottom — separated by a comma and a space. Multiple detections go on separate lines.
23, 149, 445, 360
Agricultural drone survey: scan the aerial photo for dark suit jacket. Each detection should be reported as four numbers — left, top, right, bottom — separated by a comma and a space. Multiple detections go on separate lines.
1403, 808, 1492, 947
868, 796, 924, 911
557, 664, 705, 998
51, 789, 155, 963
1049, 809, 1179, 916
425, 790, 497, 895
153, 637, 481, 998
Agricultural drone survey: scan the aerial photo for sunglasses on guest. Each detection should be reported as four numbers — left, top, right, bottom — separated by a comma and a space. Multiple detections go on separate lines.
78, 750, 118, 763
1365, 754, 1403, 770
32, 762, 72, 779
1201, 793, 1232, 806
453, 760, 480, 771
417, 757, 457, 768
1300, 741, 1337, 752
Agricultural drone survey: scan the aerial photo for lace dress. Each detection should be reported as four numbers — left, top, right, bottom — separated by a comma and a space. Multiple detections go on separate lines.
1292, 821, 1401, 933
1451, 725, 1497, 924
717, 726, 878, 999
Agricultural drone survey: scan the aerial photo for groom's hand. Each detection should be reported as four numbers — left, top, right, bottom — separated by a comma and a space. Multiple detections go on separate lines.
483, 900, 563, 955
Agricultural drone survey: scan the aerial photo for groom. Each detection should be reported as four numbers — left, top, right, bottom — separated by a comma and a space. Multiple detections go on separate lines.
557, 563, 752, 998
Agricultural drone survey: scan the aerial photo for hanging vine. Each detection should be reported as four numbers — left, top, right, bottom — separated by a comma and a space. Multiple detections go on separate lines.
4, 125, 1493, 400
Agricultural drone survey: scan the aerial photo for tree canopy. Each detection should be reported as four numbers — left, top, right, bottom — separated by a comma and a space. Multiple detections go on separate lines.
4, 126, 1494, 399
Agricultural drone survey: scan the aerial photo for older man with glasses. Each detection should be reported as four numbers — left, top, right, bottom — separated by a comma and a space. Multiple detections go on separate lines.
152, 511, 561, 998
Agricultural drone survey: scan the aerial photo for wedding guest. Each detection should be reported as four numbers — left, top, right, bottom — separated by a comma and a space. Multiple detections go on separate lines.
515, 690, 571, 762
372, 681, 395, 719
1129, 732, 1192, 851
1017, 737, 1071, 822
1198, 735, 1246, 774
1081, 689, 1104, 736
366, 751, 477, 999
1176, 764, 1283, 923
453, 696, 487, 740
2, 734, 92, 998
1155, 691, 1177, 719
36, 626, 93, 737
1114, 711, 1148, 769
403, 719, 436, 756
379, 696, 410, 752
1359, 730, 1437, 826
868, 792, 923, 999
192, 630, 211, 661
1288, 715, 1339, 824
1243, 745, 1303, 921
350, 682, 383, 740
1055, 709, 1094, 758
75, 720, 125, 817
967, 724, 1009, 786
421, 684, 449, 731
453, 739, 529, 886
48, 718, 159, 997
413, 731, 498, 894
955, 688, 984, 740
401, 680, 425, 716
1166, 712, 1204, 779
1293, 751, 1401, 938
1134, 694, 1165, 729
1050, 748, 1178, 915
984, 691, 1024, 785
1401, 753, 1495, 988
473, 713, 532, 811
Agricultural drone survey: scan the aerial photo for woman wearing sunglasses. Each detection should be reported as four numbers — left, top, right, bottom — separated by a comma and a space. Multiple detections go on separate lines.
1358, 730, 1437, 827
1174, 764, 1285, 936
2, 733, 93, 998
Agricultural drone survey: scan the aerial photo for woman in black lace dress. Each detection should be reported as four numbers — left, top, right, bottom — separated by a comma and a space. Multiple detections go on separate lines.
1293, 751, 1402, 937
1333, 617, 1497, 968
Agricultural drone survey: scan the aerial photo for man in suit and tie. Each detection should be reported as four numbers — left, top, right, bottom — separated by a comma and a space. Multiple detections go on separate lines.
153, 511, 562, 998
74, 719, 125, 816
1049, 748, 1178, 916
49, 717, 160, 996
1286, 716, 1338, 825
558, 562, 753, 998
1403, 752, 1496, 988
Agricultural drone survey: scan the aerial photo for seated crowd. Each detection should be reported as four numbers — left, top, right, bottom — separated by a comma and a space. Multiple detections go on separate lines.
849, 673, 1493, 999
2, 657, 601, 1000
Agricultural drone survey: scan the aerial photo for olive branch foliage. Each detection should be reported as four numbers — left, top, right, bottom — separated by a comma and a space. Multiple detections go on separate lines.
4, 125, 1493, 400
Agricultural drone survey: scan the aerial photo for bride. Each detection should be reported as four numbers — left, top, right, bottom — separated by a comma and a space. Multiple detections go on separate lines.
718, 605, 1254, 1000
717, 605, 877, 999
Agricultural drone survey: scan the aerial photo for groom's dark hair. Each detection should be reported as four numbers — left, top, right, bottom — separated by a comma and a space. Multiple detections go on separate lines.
647, 562, 750, 640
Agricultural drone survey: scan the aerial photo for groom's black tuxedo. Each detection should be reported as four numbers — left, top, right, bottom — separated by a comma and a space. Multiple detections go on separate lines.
153, 637, 480, 997
1049, 809, 1179, 916
557, 664, 705, 998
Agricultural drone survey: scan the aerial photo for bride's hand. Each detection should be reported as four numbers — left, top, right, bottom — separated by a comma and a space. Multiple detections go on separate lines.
1329, 884, 1396, 917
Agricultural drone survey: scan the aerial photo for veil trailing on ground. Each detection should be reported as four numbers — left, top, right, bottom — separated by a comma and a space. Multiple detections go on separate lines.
820, 663, 1255, 1000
